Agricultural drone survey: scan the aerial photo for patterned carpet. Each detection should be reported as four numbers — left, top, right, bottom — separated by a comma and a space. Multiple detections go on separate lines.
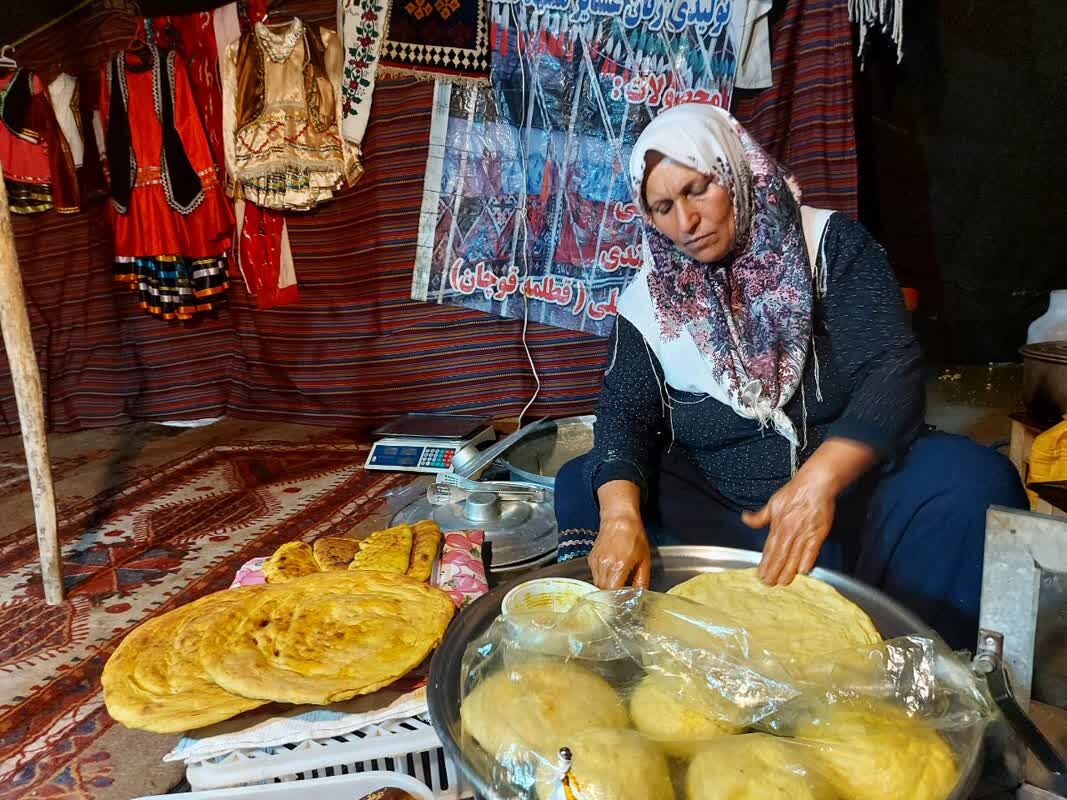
0, 430, 414, 799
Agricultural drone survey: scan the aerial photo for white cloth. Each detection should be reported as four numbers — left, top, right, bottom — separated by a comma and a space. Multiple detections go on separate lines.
729, 0, 774, 90
163, 686, 428, 764
627, 104, 757, 265
214, 2, 242, 188
213, 2, 242, 65
850, 0, 904, 63
92, 109, 106, 162
47, 73, 83, 167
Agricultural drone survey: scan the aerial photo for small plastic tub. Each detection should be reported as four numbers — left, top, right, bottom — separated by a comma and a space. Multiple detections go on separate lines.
501, 577, 598, 616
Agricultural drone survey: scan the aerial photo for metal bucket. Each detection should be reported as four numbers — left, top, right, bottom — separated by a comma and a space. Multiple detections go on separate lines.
1021, 342, 1067, 425
500, 415, 595, 488
427, 546, 983, 800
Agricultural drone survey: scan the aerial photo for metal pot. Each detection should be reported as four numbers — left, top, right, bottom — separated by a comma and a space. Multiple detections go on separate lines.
500, 415, 595, 487
1021, 342, 1067, 425
428, 546, 983, 800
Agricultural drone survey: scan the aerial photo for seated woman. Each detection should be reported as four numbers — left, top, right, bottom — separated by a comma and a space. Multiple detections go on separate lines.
555, 103, 1027, 650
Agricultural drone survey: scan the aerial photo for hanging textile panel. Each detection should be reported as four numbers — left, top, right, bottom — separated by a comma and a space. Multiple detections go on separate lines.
377, 0, 492, 82
410, 0, 739, 337
732, 0, 857, 216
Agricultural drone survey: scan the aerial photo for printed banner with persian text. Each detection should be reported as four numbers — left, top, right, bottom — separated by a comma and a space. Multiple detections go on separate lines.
411, 0, 738, 335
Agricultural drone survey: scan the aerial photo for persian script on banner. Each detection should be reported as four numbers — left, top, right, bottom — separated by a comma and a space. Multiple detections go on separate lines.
411, 0, 740, 335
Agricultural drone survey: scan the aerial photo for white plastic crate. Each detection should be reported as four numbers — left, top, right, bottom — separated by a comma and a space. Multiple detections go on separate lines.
185, 715, 471, 799
139, 771, 433, 799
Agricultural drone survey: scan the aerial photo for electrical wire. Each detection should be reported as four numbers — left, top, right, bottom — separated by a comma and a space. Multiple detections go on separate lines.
514, 10, 541, 429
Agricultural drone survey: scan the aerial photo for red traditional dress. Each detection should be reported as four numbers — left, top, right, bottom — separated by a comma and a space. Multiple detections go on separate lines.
0, 69, 79, 214
99, 46, 234, 320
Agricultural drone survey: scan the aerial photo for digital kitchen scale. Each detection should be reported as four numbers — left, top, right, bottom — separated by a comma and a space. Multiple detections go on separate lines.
364, 414, 496, 474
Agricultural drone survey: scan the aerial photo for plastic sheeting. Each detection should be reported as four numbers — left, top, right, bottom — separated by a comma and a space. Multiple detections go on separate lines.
458, 589, 994, 800
412, 0, 738, 336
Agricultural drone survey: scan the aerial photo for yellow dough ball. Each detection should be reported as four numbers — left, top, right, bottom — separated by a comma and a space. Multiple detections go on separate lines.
535, 728, 675, 800
791, 701, 959, 800
629, 673, 744, 757
686, 733, 838, 800
460, 660, 628, 764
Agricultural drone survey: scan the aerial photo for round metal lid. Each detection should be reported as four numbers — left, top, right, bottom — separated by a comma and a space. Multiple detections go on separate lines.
501, 415, 595, 488
392, 494, 558, 569
1021, 341, 1067, 364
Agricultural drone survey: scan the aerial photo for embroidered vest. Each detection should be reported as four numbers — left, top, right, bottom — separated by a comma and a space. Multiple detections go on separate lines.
105, 47, 203, 215
234, 22, 334, 135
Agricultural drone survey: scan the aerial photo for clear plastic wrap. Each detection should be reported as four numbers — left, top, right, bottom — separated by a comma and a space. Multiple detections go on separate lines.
457, 589, 994, 800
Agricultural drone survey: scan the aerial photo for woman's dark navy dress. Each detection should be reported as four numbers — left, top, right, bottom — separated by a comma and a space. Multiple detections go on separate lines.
554, 215, 1027, 649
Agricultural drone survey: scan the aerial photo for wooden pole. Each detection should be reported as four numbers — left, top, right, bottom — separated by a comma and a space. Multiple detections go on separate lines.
0, 165, 63, 604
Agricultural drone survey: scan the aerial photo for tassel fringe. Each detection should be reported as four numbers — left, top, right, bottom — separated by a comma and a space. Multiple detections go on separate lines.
849, 0, 904, 65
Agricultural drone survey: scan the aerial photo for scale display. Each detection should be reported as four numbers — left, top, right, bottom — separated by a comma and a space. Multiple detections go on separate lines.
368, 442, 455, 471
365, 427, 496, 474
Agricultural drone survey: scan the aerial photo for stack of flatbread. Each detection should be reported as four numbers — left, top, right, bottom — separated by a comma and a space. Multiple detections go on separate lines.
103, 569, 454, 733
461, 568, 961, 800
263, 521, 442, 584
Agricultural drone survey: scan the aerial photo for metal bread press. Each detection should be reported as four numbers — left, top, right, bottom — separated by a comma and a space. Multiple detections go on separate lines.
389, 416, 596, 580
391, 418, 557, 578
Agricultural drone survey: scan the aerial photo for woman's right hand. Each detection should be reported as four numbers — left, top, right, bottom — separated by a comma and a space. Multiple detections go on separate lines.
589, 509, 652, 589
590, 479, 651, 589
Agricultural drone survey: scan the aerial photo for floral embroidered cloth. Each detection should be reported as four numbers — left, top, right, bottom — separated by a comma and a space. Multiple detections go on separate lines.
339, 0, 388, 145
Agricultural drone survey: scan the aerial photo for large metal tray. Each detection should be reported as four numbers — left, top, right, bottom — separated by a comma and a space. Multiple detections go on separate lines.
427, 545, 982, 800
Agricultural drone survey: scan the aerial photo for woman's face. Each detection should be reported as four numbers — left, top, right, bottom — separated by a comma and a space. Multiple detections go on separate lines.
643, 154, 736, 263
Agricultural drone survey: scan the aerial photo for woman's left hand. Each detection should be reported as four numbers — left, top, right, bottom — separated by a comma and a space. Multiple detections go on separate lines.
740, 438, 879, 585
741, 475, 836, 586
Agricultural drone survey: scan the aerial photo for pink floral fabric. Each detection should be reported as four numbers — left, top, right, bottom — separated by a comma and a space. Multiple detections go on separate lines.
230, 556, 267, 587
438, 529, 488, 609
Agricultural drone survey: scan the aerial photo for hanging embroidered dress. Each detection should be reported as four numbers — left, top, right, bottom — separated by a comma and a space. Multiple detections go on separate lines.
100, 46, 234, 320
222, 18, 360, 210
0, 69, 79, 214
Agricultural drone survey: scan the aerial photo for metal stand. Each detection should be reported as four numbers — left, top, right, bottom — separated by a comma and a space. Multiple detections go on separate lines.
979, 507, 1067, 797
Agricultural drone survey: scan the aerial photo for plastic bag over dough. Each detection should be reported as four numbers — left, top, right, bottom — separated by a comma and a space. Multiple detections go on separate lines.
457, 579, 994, 800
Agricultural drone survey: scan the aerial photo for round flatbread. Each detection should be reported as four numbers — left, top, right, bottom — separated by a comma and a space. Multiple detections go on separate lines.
534, 728, 674, 800
686, 733, 837, 800
460, 660, 628, 763
263, 541, 320, 583
629, 673, 744, 757
102, 587, 268, 733
791, 701, 959, 800
667, 568, 881, 667
200, 571, 454, 705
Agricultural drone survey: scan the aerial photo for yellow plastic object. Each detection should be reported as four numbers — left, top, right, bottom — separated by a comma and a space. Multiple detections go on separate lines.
1027, 419, 1067, 508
